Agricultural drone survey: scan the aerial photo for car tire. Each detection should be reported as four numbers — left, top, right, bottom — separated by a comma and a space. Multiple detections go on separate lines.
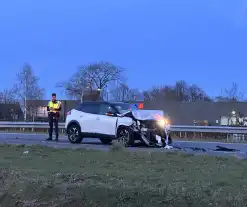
100, 138, 112, 145
67, 124, 83, 144
117, 126, 134, 147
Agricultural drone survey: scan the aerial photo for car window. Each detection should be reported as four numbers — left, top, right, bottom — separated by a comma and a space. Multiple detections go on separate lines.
79, 103, 99, 114
99, 104, 116, 115
112, 103, 135, 113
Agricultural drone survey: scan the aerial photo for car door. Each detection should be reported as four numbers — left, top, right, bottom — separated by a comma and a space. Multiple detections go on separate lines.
95, 103, 118, 136
78, 103, 100, 133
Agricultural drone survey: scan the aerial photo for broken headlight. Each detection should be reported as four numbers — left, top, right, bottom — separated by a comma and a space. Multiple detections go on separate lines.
157, 119, 169, 128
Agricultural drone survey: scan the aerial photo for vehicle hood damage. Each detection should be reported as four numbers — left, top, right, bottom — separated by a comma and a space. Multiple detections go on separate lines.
121, 109, 172, 148
131, 110, 165, 121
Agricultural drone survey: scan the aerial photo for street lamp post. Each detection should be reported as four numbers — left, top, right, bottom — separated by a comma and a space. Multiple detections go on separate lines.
24, 72, 27, 121
97, 88, 101, 100
80, 92, 84, 103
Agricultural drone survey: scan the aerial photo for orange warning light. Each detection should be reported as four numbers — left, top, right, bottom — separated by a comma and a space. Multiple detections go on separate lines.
138, 103, 144, 109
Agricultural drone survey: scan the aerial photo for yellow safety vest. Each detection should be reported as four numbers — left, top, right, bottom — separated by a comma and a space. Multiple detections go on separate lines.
48, 100, 61, 113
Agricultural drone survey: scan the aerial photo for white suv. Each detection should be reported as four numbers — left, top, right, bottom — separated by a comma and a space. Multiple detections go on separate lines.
65, 101, 172, 147
65, 101, 136, 145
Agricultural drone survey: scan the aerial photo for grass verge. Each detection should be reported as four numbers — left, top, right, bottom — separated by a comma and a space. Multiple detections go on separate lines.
1, 144, 247, 206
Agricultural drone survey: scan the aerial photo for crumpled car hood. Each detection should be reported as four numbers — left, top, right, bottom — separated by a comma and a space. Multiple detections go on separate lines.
131, 110, 164, 121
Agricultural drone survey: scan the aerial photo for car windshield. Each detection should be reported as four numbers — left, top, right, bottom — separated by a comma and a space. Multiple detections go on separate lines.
112, 103, 138, 114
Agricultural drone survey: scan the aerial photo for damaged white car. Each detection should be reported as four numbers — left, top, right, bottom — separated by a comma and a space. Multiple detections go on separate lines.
65, 101, 172, 148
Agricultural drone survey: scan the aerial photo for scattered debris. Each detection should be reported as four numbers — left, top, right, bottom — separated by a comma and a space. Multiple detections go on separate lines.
172, 146, 206, 152
215, 145, 239, 152
171, 145, 240, 153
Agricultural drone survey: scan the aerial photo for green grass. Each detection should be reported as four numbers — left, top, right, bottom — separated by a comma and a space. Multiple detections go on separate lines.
1, 144, 247, 206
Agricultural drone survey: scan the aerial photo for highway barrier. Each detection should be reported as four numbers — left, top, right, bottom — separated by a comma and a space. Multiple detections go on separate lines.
0, 122, 247, 134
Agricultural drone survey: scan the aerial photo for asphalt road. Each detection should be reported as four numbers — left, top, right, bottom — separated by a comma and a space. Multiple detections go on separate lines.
1, 132, 247, 159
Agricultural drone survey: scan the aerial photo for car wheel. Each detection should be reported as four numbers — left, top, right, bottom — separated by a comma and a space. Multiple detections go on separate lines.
100, 138, 112, 145
67, 124, 83, 144
117, 126, 134, 147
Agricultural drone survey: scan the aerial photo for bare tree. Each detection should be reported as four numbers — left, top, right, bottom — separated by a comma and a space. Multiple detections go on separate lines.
57, 61, 125, 101
143, 85, 167, 100
174, 80, 189, 101
110, 83, 138, 101
56, 70, 90, 101
187, 84, 212, 102
13, 63, 45, 120
216, 82, 244, 101
143, 82, 188, 101
80, 61, 125, 90
143, 81, 212, 102
0, 88, 16, 104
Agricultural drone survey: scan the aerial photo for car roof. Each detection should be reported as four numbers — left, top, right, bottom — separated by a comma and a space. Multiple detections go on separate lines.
81, 101, 110, 105
81, 101, 130, 105
109, 102, 131, 105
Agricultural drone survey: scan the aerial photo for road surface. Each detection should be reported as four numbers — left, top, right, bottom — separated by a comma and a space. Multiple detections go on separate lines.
0, 132, 247, 159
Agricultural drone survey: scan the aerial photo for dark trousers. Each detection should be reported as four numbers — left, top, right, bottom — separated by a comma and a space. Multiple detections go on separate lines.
48, 114, 59, 138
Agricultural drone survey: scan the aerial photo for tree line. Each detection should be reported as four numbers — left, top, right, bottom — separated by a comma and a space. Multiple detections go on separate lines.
0, 61, 244, 107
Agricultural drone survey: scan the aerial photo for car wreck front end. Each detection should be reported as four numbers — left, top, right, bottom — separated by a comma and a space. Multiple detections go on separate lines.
119, 109, 172, 148
131, 110, 172, 148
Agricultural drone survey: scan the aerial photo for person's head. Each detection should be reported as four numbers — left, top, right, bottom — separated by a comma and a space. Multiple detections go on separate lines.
52, 93, 56, 101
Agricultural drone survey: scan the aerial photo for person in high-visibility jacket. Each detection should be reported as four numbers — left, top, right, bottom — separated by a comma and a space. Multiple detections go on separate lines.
46, 93, 62, 141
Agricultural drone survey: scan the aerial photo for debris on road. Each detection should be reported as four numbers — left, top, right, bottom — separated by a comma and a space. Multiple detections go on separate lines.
172, 146, 207, 152
171, 145, 241, 154
215, 145, 239, 152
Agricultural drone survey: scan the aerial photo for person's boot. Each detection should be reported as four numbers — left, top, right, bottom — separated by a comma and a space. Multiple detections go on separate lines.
46, 137, 52, 141
55, 136, 59, 141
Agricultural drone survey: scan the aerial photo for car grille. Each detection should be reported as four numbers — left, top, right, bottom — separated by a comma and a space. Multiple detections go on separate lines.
140, 120, 157, 129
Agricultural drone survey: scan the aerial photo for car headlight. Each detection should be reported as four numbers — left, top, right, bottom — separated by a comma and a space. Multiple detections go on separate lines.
157, 119, 169, 128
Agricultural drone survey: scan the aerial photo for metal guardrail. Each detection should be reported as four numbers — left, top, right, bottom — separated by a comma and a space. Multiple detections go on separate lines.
0, 122, 65, 129
0, 122, 247, 134
171, 125, 247, 134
